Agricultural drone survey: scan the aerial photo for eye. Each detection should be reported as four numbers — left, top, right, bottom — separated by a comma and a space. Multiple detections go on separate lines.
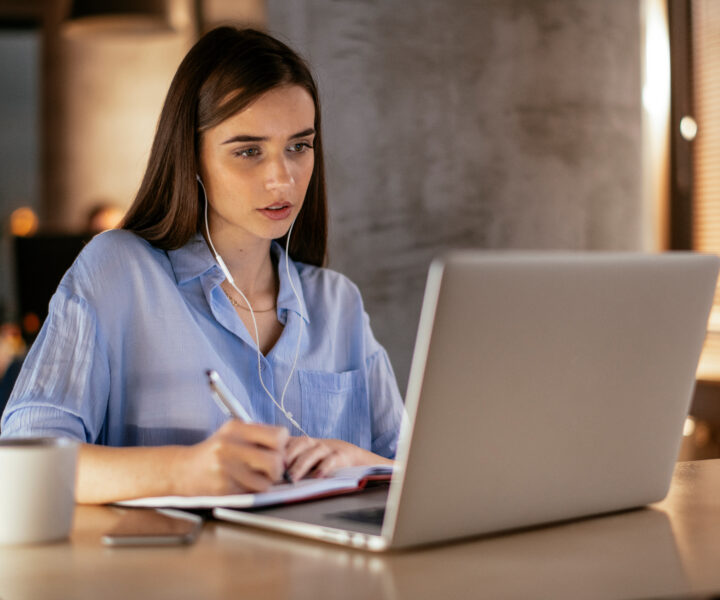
288, 141, 314, 153
233, 147, 261, 158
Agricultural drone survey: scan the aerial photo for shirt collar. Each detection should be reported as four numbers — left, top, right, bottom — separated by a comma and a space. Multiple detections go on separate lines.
166, 232, 217, 284
272, 241, 310, 324
167, 233, 310, 324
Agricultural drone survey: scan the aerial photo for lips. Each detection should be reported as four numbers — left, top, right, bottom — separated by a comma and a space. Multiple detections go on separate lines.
258, 202, 293, 221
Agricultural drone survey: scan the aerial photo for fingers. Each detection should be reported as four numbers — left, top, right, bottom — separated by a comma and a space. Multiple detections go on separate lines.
218, 420, 289, 451
200, 422, 289, 493
219, 449, 283, 493
285, 438, 335, 482
284, 437, 375, 481
209, 461, 275, 495
284, 435, 317, 465
220, 441, 285, 485
310, 451, 342, 479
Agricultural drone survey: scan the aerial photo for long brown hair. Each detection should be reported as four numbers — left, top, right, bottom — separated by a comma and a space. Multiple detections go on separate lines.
122, 27, 327, 266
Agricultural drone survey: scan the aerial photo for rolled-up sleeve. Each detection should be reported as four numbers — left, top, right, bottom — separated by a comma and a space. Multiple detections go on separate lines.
1, 286, 110, 443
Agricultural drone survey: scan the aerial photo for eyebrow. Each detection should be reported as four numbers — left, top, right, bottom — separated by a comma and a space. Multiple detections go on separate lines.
221, 128, 316, 145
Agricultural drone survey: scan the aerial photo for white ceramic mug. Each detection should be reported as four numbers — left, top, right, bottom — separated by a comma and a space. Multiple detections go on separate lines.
0, 437, 79, 545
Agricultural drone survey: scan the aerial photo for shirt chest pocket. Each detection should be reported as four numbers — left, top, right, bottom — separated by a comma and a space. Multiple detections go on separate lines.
297, 368, 371, 449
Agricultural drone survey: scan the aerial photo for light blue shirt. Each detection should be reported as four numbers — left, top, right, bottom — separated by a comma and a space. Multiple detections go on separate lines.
1, 230, 404, 458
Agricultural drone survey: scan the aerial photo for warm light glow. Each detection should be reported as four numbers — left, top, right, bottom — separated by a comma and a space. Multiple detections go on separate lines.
680, 115, 698, 141
22, 312, 40, 335
641, 0, 671, 251
87, 205, 124, 233
9, 206, 39, 237
643, 2, 671, 118
683, 416, 696, 437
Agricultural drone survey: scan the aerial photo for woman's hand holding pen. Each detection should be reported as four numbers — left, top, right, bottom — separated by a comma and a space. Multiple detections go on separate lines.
169, 427, 394, 497
175, 421, 289, 496
203, 371, 389, 487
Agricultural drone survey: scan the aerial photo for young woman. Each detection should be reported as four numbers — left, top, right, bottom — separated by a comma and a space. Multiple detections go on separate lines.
0, 27, 404, 503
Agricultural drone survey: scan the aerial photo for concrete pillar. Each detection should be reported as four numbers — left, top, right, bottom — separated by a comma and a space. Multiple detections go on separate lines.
267, 1, 643, 391
201, 0, 265, 30
43, 3, 196, 230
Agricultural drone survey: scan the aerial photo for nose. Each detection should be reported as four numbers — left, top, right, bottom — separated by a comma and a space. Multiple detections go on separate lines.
264, 156, 295, 192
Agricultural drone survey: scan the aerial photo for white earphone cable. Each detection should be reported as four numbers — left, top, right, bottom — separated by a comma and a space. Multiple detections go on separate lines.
199, 175, 309, 436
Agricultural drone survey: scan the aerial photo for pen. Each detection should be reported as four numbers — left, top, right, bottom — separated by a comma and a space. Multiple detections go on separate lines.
206, 369, 253, 422
205, 369, 293, 484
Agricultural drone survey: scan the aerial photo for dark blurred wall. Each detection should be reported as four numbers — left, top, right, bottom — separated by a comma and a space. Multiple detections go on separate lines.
267, 1, 644, 391
0, 29, 40, 318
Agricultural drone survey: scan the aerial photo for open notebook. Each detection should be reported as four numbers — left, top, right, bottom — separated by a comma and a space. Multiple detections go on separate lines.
114, 465, 393, 510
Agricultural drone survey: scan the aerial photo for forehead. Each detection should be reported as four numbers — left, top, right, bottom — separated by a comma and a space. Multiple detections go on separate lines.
210, 85, 315, 139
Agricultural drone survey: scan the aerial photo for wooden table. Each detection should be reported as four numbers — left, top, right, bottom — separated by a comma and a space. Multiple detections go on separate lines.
2, 460, 720, 600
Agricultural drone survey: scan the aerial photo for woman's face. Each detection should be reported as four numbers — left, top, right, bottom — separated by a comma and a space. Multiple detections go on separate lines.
199, 84, 316, 248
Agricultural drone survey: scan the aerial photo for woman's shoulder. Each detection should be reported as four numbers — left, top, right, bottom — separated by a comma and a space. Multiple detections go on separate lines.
73, 229, 169, 273
62, 230, 169, 297
295, 261, 364, 307
79, 229, 160, 262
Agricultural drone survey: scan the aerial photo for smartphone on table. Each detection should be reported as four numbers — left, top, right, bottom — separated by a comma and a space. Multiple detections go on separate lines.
102, 508, 203, 547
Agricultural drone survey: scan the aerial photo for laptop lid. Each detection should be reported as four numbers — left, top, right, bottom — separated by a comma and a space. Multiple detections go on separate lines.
384, 251, 718, 548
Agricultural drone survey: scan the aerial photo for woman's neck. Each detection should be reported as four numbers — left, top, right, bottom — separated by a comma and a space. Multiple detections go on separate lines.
205, 227, 277, 301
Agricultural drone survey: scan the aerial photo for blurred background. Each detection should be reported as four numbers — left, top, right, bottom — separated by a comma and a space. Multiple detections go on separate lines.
0, 0, 717, 459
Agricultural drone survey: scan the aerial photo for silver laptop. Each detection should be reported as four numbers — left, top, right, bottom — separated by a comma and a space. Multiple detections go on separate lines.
215, 252, 719, 551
